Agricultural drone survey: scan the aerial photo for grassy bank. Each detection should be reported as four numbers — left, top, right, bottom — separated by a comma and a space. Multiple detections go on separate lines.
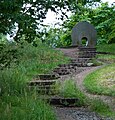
96, 44, 115, 63
84, 64, 115, 96
0, 95, 56, 120
0, 41, 69, 120
96, 44, 115, 54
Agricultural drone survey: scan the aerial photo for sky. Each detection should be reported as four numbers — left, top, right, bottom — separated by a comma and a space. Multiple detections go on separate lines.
102, 0, 114, 3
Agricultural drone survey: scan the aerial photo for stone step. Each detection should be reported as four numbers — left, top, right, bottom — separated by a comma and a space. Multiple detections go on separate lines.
70, 63, 88, 67
78, 54, 96, 58
49, 97, 79, 107
28, 80, 57, 86
70, 58, 91, 63
29, 84, 56, 90
34, 84, 55, 89
28, 80, 57, 95
53, 67, 71, 75
78, 47, 96, 51
34, 74, 60, 80
58, 64, 77, 70
53, 68, 78, 75
54, 71, 70, 75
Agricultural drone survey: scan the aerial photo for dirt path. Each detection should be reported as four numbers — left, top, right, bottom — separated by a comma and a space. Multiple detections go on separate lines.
54, 107, 103, 120
74, 66, 115, 111
53, 48, 115, 120
54, 66, 114, 120
56, 47, 115, 110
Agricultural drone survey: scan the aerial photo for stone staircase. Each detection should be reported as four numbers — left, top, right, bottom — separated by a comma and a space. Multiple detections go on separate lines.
28, 46, 97, 106
28, 74, 60, 94
77, 47, 96, 58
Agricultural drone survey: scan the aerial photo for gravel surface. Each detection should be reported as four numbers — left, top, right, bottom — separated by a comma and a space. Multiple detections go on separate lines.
54, 107, 113, 120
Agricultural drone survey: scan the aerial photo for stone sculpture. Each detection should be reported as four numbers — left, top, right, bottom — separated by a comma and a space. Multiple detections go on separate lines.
71, 21, 97, 47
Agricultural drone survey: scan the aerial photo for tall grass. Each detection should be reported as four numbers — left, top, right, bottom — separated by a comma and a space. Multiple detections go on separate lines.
0, 95, 56, 120
58, 80, 88, 106
0, 41, 69, 120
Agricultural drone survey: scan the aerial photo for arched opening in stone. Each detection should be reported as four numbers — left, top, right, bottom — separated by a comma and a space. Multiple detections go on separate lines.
81, 37, 88, 47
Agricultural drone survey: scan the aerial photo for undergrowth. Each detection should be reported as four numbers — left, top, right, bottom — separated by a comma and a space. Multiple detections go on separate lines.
0, 40, 69, 120
0, 94, 56, 120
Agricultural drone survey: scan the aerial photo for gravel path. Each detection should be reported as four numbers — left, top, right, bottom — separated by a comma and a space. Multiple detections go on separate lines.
73, 66, 115, 111
53, 67, 114, 120
53, 48, 115, 120
54, 107, 103, 120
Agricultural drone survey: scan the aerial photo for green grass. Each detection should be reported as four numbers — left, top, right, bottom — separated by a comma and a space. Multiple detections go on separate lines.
96, 44, 115, 54
96, 54, 115, 63
57, 80, 115, 118
0, 41, 69, 120
58, 80, 88, 106
90, 99, 115, 118
96, 44, 115, 63
84, 64, 115, 96
0, 95, 56, 120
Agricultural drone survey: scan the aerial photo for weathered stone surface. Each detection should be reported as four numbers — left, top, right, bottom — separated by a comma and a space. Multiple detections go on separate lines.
49, 97, 79, 106
34, 74, 60, 80
71, 21, 97, 47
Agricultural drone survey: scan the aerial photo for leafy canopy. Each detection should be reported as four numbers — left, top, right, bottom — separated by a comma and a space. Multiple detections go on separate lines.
0, 0, 101, 43
0, 0, 71, 42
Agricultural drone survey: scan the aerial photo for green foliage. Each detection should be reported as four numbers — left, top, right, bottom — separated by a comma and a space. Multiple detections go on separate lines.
0, 43, 20, 69
0, 0, 72, 42
60, 30, 72, 47
0, 41, 69, 120
0, 95, 56, 120
96, 44, 115, 54
0, 33, 8, 44
46, 2, 115, 47
90, 99, 115, 117
0, 34, 20, 69
92, 3, 115, 44
107, 22, 115, 44
84, 64, 115, 96
59, 80, 88, 106
41, 27, 61, 47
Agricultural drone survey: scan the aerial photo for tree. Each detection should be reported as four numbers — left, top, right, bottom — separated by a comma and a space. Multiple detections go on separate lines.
0, 0, 72, 43
92, 2, 115, 44
0, 0, 101, 43
54, 2, 115, 46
